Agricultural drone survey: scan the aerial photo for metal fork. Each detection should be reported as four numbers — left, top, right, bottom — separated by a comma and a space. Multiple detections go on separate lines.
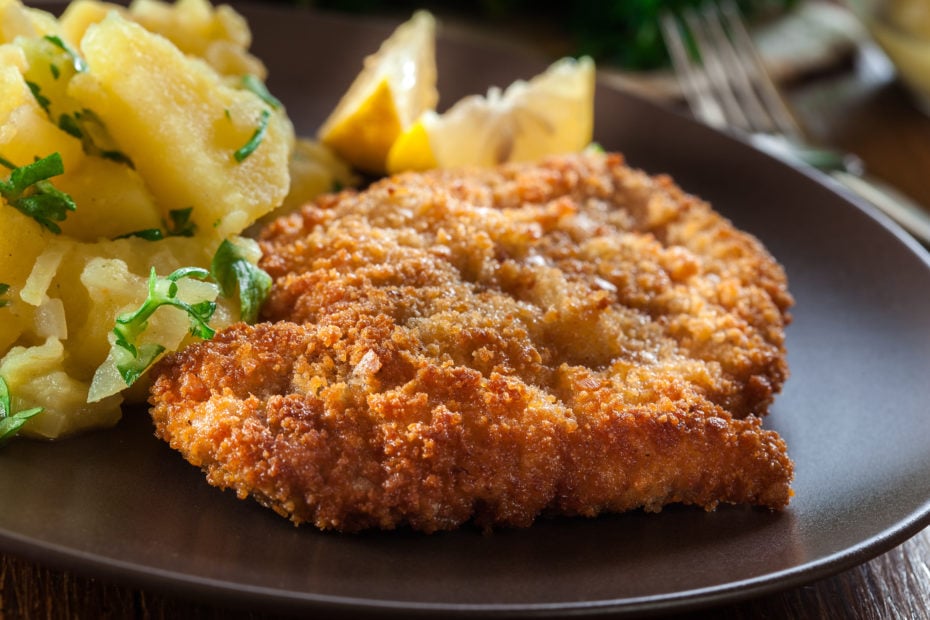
659, 0, 930, 245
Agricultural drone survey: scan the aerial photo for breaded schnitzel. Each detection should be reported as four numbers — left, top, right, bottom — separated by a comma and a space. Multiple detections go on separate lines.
149, 152, 794, 532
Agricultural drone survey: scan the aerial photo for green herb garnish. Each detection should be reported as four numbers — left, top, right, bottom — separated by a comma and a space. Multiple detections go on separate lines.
231, 75, 280, 164
0, 283, 10, 308
0, 377, 42, 445
210, 239, 271, 324
165, 206, 196, 237
116, 207, 197, 241
98, 148, 134, 167
240, 74, 282, 110
106, 241, 270, 385
57, 109, 134, 169
26, 81, 50, 113
116, 228, 164, 241
0, 153, 76, 233
43, 34, 87, 73
57, 113, 81, 138
112, 267, 217, 386
49, 63, 60, 80
233, 109, 271, 163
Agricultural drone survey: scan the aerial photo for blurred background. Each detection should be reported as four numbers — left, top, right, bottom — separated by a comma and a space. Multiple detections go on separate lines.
295, 0, 801, 71
290, 0, 930, 219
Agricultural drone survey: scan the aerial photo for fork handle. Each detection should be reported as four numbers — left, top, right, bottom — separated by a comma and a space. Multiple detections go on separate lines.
829, 171, 930, 247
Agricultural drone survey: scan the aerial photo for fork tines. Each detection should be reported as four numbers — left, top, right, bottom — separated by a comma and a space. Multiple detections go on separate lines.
659, 0, 803, 141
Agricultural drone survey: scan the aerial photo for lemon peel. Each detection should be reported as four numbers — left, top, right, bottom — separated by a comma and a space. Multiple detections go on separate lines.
318, 11, 437, 175
387, 56, 596, 174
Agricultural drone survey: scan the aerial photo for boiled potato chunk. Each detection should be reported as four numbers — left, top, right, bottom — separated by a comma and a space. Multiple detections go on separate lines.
0, 337, 122, 438
1, 0, 298, 440
84, 254, 227, 403
0, 208, 51, 352
60, 0, 263, 78
0, 48, 84, 172
0, 0, 58, 43
60, 237, 221, 375
0, 301, 33, 355
129, 0, 265, 78
70, 14, 292, 240
0, 45, 28, 119
0, 208, 53, 299
1, 235, 240, 435
59, 0, 127, 47
55, 157, 162, 240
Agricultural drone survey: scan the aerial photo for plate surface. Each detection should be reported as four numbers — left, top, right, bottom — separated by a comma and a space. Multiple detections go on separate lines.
3, 5, 930, 617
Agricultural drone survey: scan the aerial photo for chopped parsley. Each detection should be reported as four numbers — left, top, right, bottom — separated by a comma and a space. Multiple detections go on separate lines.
0, 283, 10, 308
0, 153, 76, 233
210, 239, 272, 324
117, 207, 197, 241
43, 35, 87, 73
26, 80, 51, 113
231, 75, 282, 164
240, 74, 282, 110
165, 206, 196, 237
57, 113, 82, 139
108, 240, 271, 385
21, 35, 122, 170
57, 109, 134, 169
112, 267, 217, 386
116, 228, 163, 242
233, 108, 271, 163
0, 377, 43, 445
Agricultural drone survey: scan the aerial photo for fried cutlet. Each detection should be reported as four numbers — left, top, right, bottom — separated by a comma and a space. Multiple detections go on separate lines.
148, 152, 794, 533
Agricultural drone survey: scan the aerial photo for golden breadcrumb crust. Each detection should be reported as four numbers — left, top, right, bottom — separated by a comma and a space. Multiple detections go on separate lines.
149, 152, 794, 532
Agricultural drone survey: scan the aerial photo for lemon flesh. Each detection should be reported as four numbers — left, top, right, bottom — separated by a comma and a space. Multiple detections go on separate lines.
318, 11, 437, 175
387, 56, 595, 173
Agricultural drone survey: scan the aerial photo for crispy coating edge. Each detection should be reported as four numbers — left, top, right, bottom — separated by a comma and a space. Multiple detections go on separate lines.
150, 319, 793, 533
150, 152, 795, 532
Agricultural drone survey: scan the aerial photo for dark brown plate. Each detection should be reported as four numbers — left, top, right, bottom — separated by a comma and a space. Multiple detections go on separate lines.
3, 4, 930, 617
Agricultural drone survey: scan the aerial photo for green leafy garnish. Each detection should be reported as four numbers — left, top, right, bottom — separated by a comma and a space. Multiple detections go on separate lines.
57, 109, 135, 169
105, 242, 270, 386
98, 148, 134, 167
116, 228, 164, 241
26, 80, 50, 113
0, 377, 42, 445
43, 34, 87, 73
0, 283, 10, 308
50, 63, 60, 80
240, 74, 282, 110
165, 206, 196, 237
231, 75, 281, 164
233, 108, 271, 163
57, 113, 81, 139
116, 207, 197, 241
112, 267, 217, 386
0, 152, 76, 233
210, 239, 272, 324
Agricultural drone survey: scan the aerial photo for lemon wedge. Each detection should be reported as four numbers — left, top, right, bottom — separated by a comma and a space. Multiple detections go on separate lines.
387, 56, 595, 174
318, 10, 437, 175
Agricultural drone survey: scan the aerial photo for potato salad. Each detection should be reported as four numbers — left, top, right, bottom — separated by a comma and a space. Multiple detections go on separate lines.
0, 0, 303, 439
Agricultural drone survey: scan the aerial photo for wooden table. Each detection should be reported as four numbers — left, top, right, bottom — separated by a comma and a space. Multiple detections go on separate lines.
3, 15, 930, 620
